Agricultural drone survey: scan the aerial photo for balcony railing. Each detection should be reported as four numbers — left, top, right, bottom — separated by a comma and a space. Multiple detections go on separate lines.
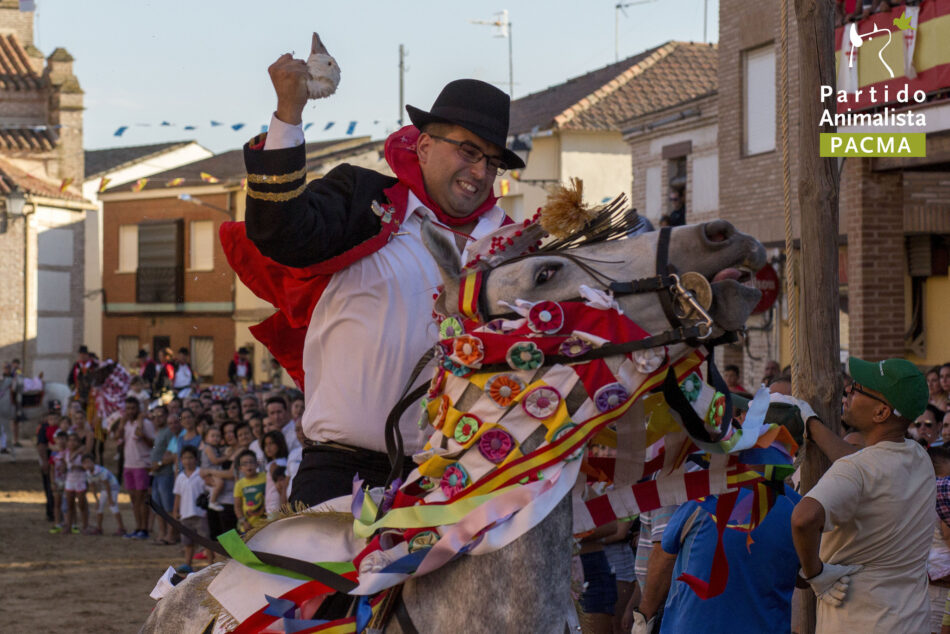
136, 266, 184, 304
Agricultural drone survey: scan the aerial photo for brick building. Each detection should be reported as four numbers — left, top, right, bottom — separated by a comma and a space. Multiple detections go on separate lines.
98, 136, 388, 385
619, 45, 719, 227
0, 0, 93, 381
716, 0, 950, 382
82, 141, 214, 356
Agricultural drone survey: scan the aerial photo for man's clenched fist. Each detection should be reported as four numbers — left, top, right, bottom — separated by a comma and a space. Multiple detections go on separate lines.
269, 53, 309, 125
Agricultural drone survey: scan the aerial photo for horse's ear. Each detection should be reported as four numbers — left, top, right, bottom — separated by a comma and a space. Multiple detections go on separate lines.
421, 218, 462, 315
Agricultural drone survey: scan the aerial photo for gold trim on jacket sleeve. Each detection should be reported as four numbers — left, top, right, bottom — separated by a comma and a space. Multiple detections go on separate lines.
246, 183, 307, 202
246, 166, 308, 184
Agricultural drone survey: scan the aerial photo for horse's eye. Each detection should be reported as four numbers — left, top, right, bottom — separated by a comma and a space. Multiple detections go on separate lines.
534, 264, 560, 285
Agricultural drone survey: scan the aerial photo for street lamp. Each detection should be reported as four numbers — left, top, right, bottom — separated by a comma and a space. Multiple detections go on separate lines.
1, 186, 27, 234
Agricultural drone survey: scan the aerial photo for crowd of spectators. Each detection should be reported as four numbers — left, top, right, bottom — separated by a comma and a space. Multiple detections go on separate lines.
29, 345, 310, 575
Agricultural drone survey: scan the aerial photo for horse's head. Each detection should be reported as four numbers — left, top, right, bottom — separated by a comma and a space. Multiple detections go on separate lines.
423, 218, 766, 342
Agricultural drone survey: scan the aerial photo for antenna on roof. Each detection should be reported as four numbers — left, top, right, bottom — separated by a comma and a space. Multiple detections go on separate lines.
615, 1, 657, 61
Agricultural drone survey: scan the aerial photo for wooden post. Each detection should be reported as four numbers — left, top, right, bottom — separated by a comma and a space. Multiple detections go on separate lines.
792, 0, 842, 632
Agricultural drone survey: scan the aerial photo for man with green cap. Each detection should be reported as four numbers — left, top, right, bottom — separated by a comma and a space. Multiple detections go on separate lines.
790, 357, 935, 633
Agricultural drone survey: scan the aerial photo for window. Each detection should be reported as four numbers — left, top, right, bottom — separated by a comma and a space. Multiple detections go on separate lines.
190, 220, 214, 271
117, 336, 139, 369
743, 44, 776, 156
152, 335, 171, 360
191, 336, 214, 382
136, 220, 183, 303
118, 225, 138, 272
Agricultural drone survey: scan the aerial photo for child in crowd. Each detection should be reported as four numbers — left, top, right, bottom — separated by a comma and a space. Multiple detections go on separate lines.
234, 449, 267, 532
200, 426, 231, 512
127, 376, 151, 411
82, 454, 126, 535
261, 430, 289, 518
48, 430, 67, 534
173, 445, 208, 573
63, 432, 89, 534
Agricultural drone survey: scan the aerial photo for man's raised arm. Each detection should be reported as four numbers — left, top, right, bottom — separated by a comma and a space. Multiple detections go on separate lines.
243, 40, 394, 268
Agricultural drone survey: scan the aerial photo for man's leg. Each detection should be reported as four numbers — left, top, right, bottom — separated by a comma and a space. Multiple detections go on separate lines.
42, 470, 54, 521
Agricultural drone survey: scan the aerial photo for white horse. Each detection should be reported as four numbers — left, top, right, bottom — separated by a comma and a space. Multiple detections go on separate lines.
141, 218, 766, 633
0, 375, 71, 451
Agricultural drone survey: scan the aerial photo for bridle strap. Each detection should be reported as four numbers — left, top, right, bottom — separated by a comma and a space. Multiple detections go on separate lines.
653, 226, 684, 331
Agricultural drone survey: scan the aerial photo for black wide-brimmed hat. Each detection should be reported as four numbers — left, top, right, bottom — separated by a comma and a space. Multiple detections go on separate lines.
406, 79, 526, 169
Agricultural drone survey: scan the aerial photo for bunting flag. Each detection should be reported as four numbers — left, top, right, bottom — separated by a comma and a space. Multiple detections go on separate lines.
131, 178, 148, 192
98, 177, 111, 193
59, 178, 73, 193
500, 179, 509, 196
165, 177, 185, 187
101, 116, 396, 142
200, 172, 219, 184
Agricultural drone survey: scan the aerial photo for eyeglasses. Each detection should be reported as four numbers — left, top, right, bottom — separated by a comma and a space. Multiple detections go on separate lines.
429, 135, 508, 175
844, 383, 893, 411
913, 421, 935, 428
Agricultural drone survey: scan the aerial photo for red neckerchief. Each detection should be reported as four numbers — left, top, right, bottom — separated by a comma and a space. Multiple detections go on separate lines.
384, 125, 499, 227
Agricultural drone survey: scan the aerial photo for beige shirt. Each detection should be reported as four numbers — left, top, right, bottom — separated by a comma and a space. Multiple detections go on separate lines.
806, 439, 936, 634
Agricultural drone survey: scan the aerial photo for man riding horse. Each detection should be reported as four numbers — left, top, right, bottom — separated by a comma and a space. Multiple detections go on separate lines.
224, 36, 525, 507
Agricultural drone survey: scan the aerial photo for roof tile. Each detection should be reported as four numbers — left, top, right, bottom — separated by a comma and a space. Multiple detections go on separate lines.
509, 42, 717, 135
0, 34, 43, 91
0, 127, 57, 152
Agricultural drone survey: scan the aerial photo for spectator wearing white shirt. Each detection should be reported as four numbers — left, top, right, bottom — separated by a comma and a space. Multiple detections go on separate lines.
172, 347, 196, 398
173, 445, 209, 573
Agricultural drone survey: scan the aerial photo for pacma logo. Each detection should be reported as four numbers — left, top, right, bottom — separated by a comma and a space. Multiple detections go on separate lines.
845, 11, 916, 79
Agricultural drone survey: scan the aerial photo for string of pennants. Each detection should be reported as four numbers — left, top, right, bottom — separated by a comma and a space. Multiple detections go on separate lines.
112, 119, 385, 138
95, 171, 234, 193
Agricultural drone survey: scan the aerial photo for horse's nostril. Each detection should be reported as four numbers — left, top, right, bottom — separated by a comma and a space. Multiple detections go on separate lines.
704, 221, 734, 243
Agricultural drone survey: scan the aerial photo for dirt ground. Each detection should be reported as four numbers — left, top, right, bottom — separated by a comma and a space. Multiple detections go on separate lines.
0, 425, 190, 633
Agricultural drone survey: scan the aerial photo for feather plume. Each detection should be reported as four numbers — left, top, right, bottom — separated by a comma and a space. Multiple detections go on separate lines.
539, 178, 598, 239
